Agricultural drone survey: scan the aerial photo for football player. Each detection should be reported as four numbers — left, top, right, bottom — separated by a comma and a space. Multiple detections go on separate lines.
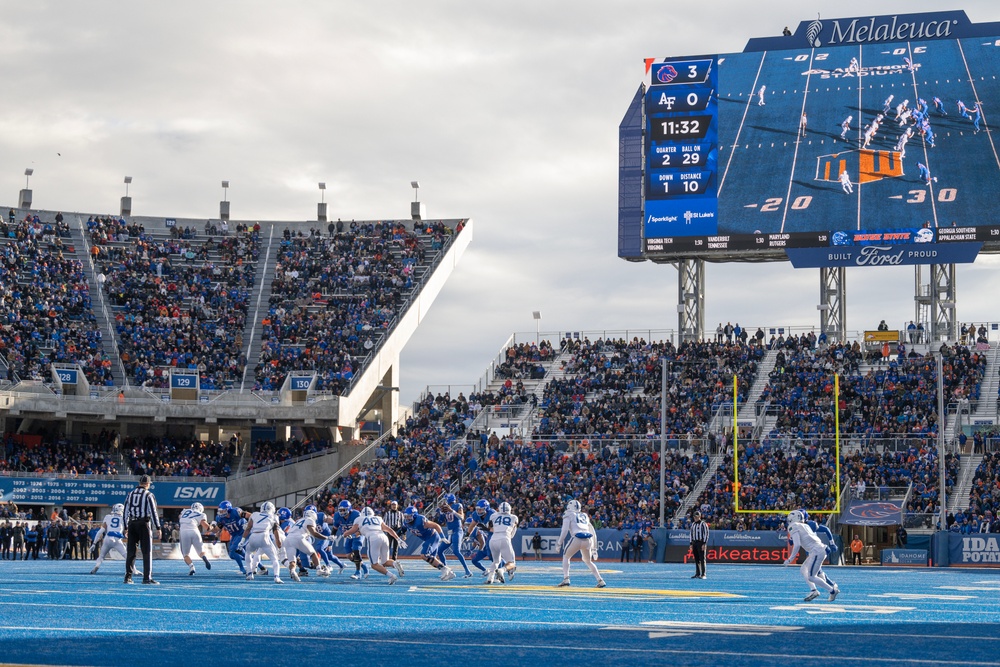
402, 505, 455, 580
178, 502, 213, 576
555, 499, 606, 588
341, 507, 404, 584
330, 500, 369, 580
784, 510, 839, 602
486, 502, 518, 585
239, 502, 283, 583
90, 504, 127, 575
439, 494, 472, 578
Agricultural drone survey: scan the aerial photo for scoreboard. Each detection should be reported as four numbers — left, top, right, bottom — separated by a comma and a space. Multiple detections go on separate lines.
619, 9, 1000, 266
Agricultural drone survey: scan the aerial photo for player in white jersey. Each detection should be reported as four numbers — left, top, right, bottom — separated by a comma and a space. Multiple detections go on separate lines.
839, 170, 853, 194
178, 502, 213, 576
90, 504, 128, 574
341, 507, 404, 585
555, 500, 606, 588
895, 127, 914, 158
757, 85, 766, 106
240, 502, 284, 583
282, 508, 332, 581
883, 94, 894, 115
485, 502, 518, 584
784, 510, 839, 601
839, 115, 852, 140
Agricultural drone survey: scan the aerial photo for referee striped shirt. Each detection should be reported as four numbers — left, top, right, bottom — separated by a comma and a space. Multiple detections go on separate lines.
384, 509, 404, 532
123, 486, 160, 530
690, 520, 709, 543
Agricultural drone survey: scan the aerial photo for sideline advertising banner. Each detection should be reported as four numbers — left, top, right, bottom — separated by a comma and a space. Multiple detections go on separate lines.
949, 534, 1000, 566
880, 549, 929, 566
664, 529, 793, 564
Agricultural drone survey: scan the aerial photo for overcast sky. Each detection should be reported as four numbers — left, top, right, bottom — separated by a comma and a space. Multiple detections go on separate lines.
2, 1, 998, 406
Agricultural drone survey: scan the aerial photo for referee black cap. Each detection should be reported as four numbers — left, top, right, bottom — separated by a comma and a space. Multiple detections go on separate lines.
139, 474, 151, 485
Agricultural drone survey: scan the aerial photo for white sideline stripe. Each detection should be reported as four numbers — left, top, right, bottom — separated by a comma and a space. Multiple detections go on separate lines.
0, 626, 997, 666
0, 601, 594, 627
718, 51, 768, 195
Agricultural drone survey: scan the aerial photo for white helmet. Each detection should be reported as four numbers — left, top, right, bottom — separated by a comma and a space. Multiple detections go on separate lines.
261, 501, 275, 515
566, 499, 581, 513
191, 502, 204, 514
787, 510, 804, 525
362, 507, 375, 518
112, 504, 124, 516
303, 509, 318, 521
499, 502, 511, 514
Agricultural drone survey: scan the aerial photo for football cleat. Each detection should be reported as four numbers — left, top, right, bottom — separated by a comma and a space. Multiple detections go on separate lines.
596, 580, 607, 588
558, 578, 571, 587
829, 587, 840, 602
804, 590, 820, 602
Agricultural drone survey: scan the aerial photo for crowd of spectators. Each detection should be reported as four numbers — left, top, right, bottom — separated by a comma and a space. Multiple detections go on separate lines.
0, 215, 111, 385
964, 450, 1000, 532
0, 433, 120, 475
494, 341, 555, 380
247, 437, 331, 471
253, 221, 454, 394
96, 228, 259, 389
124, 435, 234, 477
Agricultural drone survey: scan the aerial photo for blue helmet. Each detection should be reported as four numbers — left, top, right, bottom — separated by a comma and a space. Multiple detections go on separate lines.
444, 493, 456, 505
403, 506, 418, 523
277, 507, 292, 521
304, 504, 317, 514
799, 509, 810, 522
338, 500, 352, 517
218, 500, 233, 515
475, 499, 490, 516
464, 515, 475, 526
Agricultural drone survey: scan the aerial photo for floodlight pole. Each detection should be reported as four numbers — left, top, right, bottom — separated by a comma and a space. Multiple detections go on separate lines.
659, 356, 667, 527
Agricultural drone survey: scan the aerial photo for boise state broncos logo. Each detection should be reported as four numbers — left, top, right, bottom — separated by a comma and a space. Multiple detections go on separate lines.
848, 502, 902, 522
656, 65, 679, 83
806, 18, 823, 47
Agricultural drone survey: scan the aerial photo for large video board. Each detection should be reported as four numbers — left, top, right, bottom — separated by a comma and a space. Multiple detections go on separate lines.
619, 10, 1000, 265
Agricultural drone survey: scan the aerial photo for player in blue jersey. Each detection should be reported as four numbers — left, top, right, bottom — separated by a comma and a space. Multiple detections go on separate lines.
305, 504, 345, 576
469, 499, 507, 581
958, 100, 970, 118
439, 494, 473, 578
215, 500, 252, 575
932, 96, 947, 116
969, 103, 983, 133
403, 505, 455, 580
464, 515, 491, 575
331, 500, 370, 579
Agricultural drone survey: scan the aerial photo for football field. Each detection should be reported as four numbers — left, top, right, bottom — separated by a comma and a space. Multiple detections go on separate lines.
716, 38, 1000, 235
1, 559, 998, 666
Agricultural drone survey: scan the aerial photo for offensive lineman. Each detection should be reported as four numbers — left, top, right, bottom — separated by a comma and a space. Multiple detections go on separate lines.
90, 504, 127, 574
402, 505, 455, 580
555, 500, 606, 588
784, 510, 840, 601
341, 507, 404, 584
331, 500, 370, 580
178, 502, 213, 576
486, 502, 518, 584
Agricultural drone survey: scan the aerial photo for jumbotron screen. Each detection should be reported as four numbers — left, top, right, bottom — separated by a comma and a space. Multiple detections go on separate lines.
618, 10, 1000, 266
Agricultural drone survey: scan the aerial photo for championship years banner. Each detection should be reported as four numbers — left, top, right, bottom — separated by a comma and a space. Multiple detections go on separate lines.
0, 475, 225, 508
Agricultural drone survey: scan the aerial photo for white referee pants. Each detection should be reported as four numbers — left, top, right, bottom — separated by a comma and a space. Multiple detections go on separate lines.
95, 537, 127, 566
562, 536, 602, 582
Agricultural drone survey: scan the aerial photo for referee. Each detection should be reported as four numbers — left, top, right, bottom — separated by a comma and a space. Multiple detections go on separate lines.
690, 510, 709, 580
123, 475, 161, 585
384, 500, 404, 561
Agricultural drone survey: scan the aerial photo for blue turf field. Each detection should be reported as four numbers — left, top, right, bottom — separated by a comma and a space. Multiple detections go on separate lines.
716, 38, 1000, 235
1, 559, 999, 666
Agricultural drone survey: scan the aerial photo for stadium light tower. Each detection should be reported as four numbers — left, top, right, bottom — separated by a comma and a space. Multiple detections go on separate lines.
532, 311, 541, 344
410, 180, 425, 222
121, 176, 133, 217
19, 168, 34, 209
318, 182, 327, 223
220, 180, 230, 221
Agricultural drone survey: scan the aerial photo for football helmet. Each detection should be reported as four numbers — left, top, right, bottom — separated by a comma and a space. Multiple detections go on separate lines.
787, 510, 805, 525
261, 501, 275, 516
444, 493, 457, 505
277, 507, 292, 521
303, 509, 318, 521
217, 500, 233, 515
403, 506, 418, 523
566, 499, 581, 513
338, 500, 352, 517
362, 507, 375, 518
304, 504, 317, 514
475, 499, 490, 516
191, 502, 204, 514
112, 503, 124, 516
498, 502, 511, 514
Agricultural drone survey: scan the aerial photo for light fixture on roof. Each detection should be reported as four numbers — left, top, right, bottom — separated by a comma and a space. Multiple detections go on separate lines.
19, 168, 34, 210
121, 176, 134, 217
220, 181, 231, 221
533, 311, 542, 344
318, 182, 328, 223
410, 181, 425, 222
